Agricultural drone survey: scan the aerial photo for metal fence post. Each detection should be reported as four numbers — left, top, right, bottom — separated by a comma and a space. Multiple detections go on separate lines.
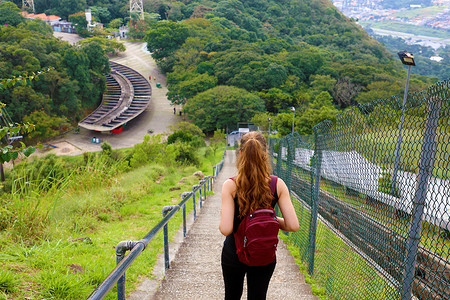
115, 241, 138, 300
194, 185, 201, 209
401, 96, 441, 299
203, 179, 207, 201
392, 66, 412, 196
181, 192, 190, 238
163, 205, 178, 270
287, 135, 294, 192
276, 140, 282, 177
192, 186, 197, 220
308, 127, 324, 276
198, 182, 203, 208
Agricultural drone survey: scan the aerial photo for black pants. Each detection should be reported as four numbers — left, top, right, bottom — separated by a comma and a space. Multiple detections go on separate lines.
221, 260, 276, 300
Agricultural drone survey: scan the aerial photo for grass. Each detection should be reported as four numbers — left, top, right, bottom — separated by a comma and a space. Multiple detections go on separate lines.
392, 6, 448, 19
281, 206, 400, 299
0, 144, 225, 299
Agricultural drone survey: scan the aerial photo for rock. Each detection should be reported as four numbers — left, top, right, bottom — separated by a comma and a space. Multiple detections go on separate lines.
193, 171, 204, 179
170, 186, 181, 191
68, 237, 92, 244
67, 264, 84, 273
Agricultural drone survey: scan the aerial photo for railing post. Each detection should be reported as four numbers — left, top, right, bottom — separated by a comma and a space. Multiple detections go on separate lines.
192, 186, 197, 220
115, 240, 139, 300
181, 192, 190, 238
163, 205, 178, 270
203, 179, 207, 201
401, 95, 441, 299
198, 182, 203, 207
194, 185, 201, 209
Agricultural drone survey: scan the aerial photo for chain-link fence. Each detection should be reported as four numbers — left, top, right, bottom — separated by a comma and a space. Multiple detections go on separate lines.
270, 80, 450, 299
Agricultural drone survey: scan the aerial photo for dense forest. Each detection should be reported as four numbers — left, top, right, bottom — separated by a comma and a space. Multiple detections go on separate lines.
142, 0, 435, 133
2, 0, 438, 138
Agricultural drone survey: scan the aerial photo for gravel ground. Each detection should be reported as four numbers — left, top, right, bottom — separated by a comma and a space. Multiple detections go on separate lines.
129, 150, 319, 300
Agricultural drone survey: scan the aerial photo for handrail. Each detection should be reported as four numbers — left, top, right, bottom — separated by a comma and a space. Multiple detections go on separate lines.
87, 154, 226, 300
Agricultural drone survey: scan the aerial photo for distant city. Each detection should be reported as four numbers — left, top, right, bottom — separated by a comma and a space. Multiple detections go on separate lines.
330, 0, 450, 49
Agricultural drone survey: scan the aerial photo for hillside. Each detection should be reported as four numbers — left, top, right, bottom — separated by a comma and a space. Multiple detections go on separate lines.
142, 0, 434, 134
2, 0, 436, 138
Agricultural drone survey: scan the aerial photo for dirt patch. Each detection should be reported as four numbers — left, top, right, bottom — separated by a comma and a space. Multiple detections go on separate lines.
36, 141, 82, 157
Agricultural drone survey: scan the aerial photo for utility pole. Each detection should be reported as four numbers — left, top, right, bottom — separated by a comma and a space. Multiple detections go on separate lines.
22, 0, 35, 13
130, 0, 144, 21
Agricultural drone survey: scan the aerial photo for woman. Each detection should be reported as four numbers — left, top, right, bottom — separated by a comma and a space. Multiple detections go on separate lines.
219, 131, 299, 300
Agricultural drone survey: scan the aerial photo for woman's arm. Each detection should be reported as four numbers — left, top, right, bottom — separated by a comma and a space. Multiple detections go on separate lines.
219, 179, 236, 236
276, 178, 299, 232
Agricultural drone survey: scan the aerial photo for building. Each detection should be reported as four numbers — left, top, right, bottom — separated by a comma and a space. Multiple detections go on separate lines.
21, 11, 76, 33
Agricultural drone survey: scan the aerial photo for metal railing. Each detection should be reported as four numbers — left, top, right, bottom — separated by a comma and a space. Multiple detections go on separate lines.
87, 156, 226, 300
270, 80, 449, 300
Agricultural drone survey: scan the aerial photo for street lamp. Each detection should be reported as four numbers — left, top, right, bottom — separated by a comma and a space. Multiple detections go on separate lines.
268, 117, 271, 150
290, 107, 295, 135
391, 51, 415, 196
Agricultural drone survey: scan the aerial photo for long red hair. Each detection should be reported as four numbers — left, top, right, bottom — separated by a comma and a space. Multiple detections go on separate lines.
235, 131, 272, 217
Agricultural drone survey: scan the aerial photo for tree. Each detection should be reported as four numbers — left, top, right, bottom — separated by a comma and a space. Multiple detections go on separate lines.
145, 21, 189, 60
0, 70, 52, 179
54, 0, 87, 20
23, 110, 69, 139
90, 6, 112, 24
332, 76, 363, 108
78, 37, 125, 56
168, 122, 205, 138
255, 88, 295, 113
210, 129, 226, 156
167, 72, 217, 106
69, 11, 89, 38
355, 80, 403, 105
80, 41, 111, 74
0, 2, 24, 26
109, 18, 122, 29
184, 85, 265, 132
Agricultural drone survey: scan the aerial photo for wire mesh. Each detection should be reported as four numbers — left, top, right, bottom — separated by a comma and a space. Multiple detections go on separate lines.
269, 80, 450, 299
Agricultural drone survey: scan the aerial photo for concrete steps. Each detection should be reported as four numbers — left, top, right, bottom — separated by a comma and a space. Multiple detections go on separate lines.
129, 150, 318, 300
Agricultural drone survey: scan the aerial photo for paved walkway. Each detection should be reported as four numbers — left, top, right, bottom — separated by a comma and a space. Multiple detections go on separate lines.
130, 150, 318, 300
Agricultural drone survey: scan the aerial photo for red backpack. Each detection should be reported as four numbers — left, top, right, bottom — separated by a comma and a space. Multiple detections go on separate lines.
234, 175, 279, 266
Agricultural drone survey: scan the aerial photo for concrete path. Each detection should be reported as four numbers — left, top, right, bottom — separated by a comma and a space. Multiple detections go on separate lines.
130, 150, 318, 300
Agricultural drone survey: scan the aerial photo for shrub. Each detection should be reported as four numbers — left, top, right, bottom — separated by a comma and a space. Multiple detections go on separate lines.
101, 142, 112, 157
129, 134, 165, 168
166, 142, 199, 166
167, 130, 193, 144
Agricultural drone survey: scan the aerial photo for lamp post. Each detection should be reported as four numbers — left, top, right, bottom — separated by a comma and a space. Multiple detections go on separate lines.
391, 51, 415, 196
268, 118, 271, 150
290, 107, 295, 135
